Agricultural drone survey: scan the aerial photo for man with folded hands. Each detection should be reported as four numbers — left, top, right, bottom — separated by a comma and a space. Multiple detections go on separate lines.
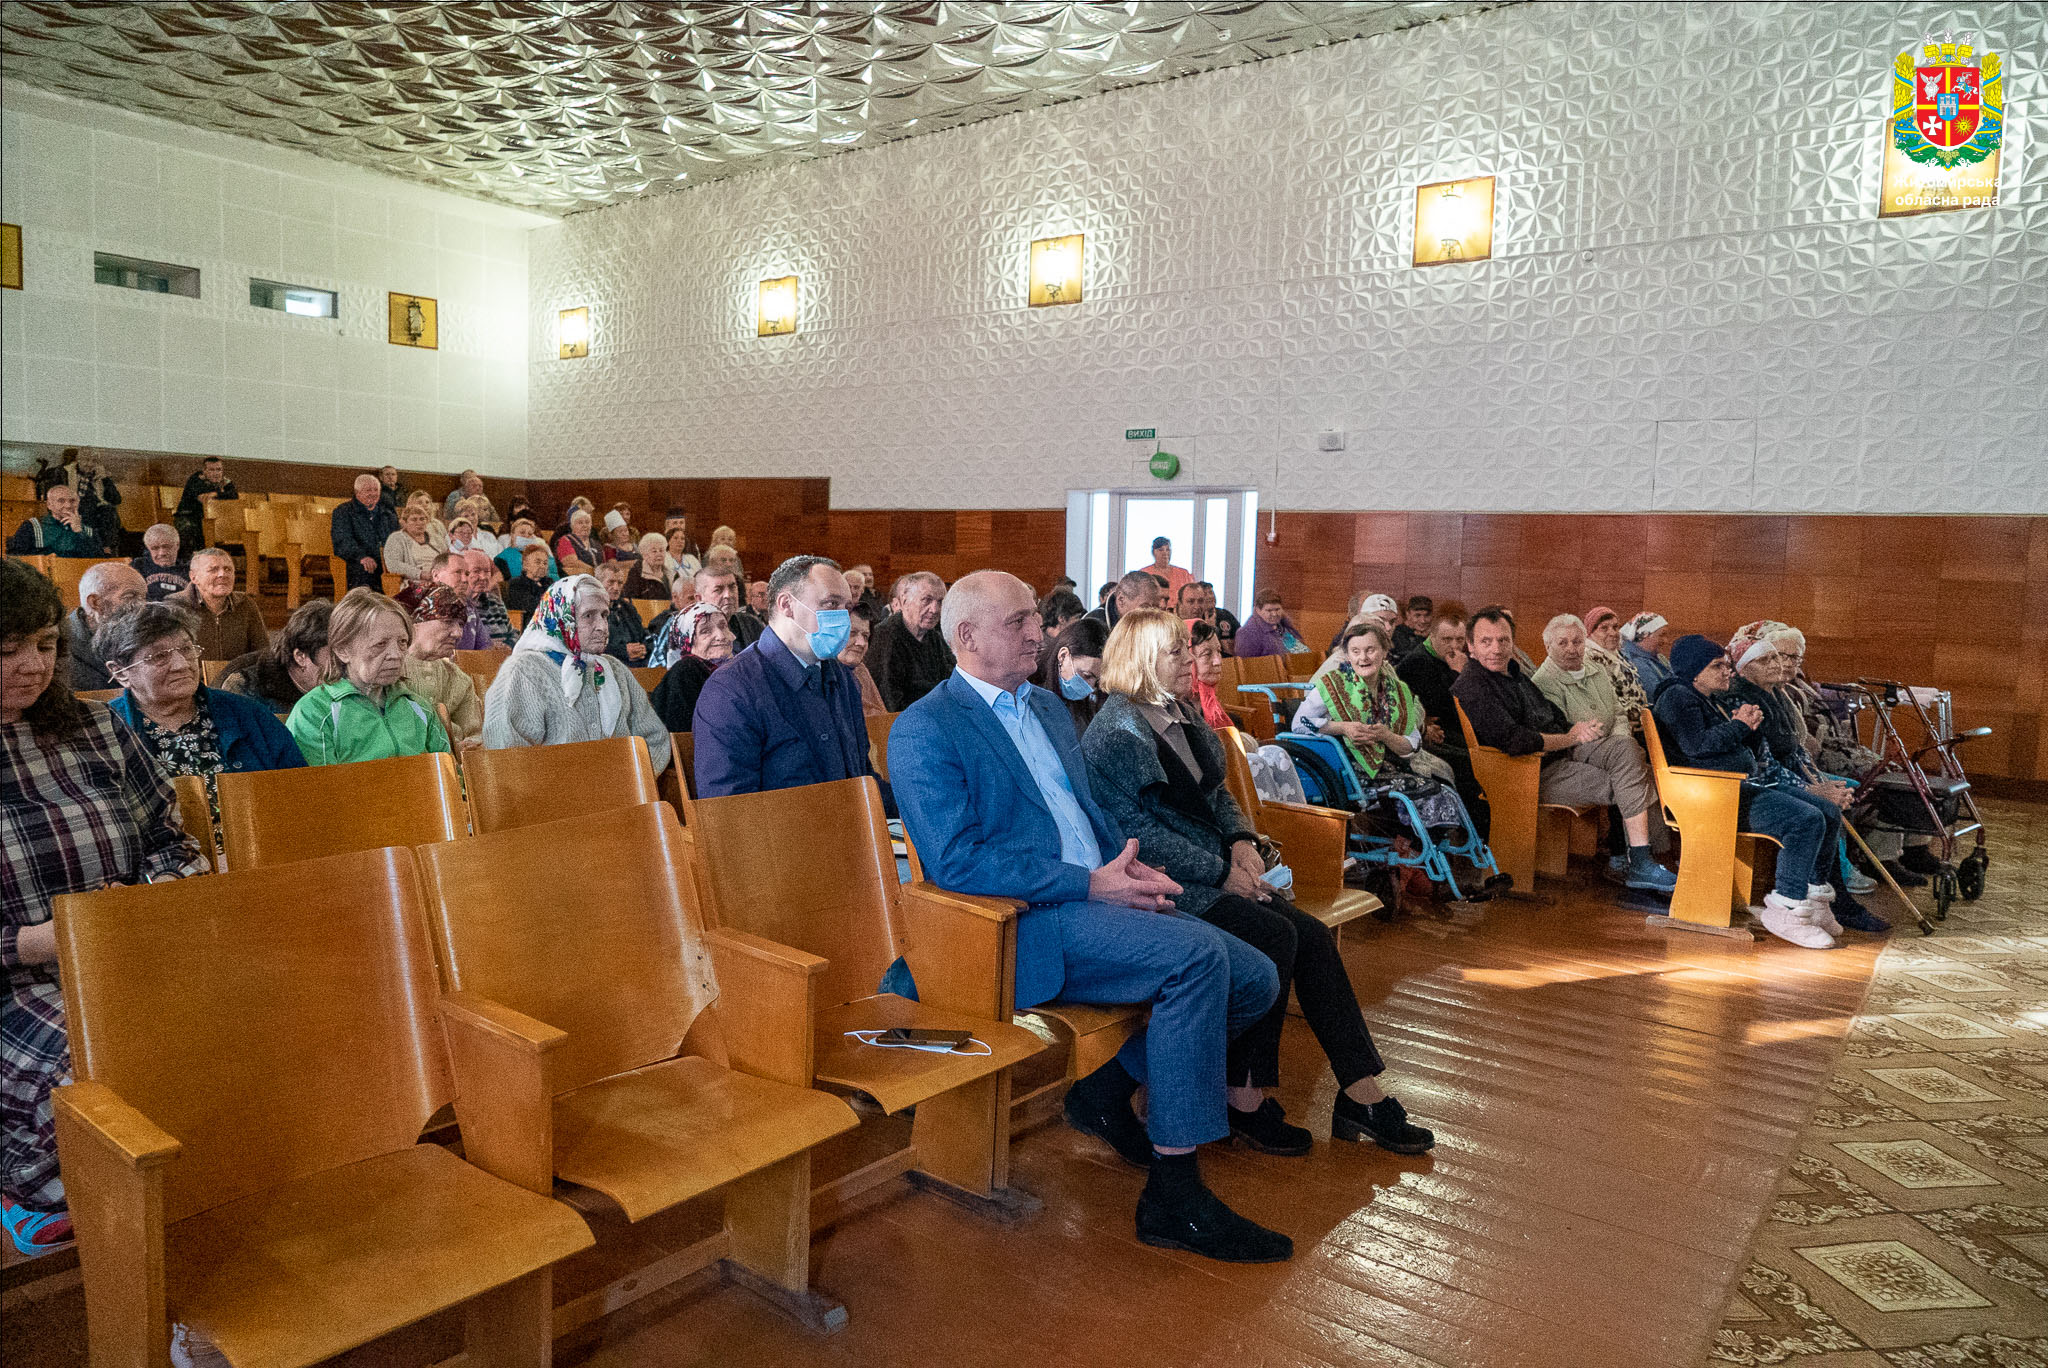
889, 569, 1291, 1265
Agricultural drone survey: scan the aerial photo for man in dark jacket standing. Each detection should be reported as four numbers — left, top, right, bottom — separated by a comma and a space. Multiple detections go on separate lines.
331, 472, 399, 591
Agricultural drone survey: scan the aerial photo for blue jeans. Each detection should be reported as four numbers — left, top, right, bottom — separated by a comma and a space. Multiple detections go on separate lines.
1740, 784, 1838, 900
1043, 902, 1278, 1149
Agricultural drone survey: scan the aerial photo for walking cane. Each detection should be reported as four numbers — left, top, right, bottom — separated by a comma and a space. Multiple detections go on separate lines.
1842, 821, 1934, 937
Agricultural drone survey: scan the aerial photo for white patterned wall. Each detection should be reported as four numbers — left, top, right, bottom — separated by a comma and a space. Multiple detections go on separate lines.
0, 86, 550, 476
528, 1, 2047, 514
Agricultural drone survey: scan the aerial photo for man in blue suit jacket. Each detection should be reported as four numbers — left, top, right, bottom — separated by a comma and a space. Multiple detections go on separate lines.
693, 554, 890, 805
889, 570, 1290, 1265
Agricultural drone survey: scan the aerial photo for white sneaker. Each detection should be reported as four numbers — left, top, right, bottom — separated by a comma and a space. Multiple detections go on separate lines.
1803, 885, 1843, 936
1760, 892, 1838, 949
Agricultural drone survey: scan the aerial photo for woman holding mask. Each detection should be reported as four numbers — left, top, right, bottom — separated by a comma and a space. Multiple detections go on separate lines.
286, 590, 452, 766
649, 603, 736, 732
1080, 609, 1434, 1158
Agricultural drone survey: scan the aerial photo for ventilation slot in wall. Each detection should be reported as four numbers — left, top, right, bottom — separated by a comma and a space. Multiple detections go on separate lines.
93, 252, 200, 297
250, 278, 336, 318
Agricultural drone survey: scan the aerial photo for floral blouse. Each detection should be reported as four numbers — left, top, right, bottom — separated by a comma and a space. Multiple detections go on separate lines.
129, 690, 227, 834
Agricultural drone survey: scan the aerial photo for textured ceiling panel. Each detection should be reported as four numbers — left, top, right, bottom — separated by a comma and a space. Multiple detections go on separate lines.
0, 1, 1492, 213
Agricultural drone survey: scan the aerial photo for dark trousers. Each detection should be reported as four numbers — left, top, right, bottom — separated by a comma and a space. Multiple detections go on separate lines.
1195, 893, 1384, 1091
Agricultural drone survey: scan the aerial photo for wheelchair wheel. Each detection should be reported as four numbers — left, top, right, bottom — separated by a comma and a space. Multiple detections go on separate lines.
1932, 869, 1954, 920
1274, 739, 1353, 813
1957, 852, 1987, 901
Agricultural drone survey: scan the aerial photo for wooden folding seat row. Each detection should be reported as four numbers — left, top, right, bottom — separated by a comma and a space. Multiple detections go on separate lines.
1640, 709, 1780, 937
1454, 698, 1600, 891
1215, 726, 1380, 933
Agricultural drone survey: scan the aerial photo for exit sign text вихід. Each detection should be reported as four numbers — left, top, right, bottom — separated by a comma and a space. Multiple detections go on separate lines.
1124, 428, 1155, 441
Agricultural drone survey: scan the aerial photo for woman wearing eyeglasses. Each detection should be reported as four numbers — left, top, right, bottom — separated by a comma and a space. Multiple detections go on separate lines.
100, 602, 305, 846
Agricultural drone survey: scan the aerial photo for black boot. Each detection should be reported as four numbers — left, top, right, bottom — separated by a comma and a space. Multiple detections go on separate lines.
1900, 845, 1944, 876
1063, 1060, 1151, 1167
1883, 858, 1930, 888
1135, 1152, 1293, 1263
1332, 1093, 1435, 1154
1227, 1097, 1313, 1156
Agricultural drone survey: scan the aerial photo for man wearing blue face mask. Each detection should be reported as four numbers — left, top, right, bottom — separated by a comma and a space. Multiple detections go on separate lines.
692, 553, 892, 808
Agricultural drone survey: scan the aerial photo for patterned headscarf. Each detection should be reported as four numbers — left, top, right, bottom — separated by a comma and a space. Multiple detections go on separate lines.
1313, 658, 1423, 781
648, 602, 724, 669
413, 584, 468, 624
513, 574, 621, 732
1621, 611, 1668, 643
1726, 619, 1789, 665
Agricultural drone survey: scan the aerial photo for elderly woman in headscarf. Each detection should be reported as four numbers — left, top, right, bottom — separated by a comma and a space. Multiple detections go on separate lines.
1293, 621, 1465, 836
1619, 612, 1672, 693
482, 573, 671, 773
1581, 606, 1649, 740
401, 585, 485, 750
647, 601, 736, 733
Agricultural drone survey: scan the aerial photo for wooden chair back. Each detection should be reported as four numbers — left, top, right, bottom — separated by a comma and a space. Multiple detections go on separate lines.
691, 776, 901, 1009
219, 751, 465, 870
1216, 726, 1263, 821
1239, 654, 1285, 686
75, 688, 121, 703
170, 773, 215, 868
1215, 655, 1248, 698
658, 731, 697, 823
416, 803, 718, 1096
865, 710, 899, 781
54, 845, 453, 1224
465, 734, 658, 834
0, 473, 33, 502
508, 608, 525, 630
631, 665, 665, 693
453, 646, 511, 699
116, 485, 155, 532
632, 599, 665, 626
1284, 651, 1321, 680
202, 659, 230, 685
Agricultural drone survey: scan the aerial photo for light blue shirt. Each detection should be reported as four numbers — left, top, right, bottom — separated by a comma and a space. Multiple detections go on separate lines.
955, 667, 1104, 872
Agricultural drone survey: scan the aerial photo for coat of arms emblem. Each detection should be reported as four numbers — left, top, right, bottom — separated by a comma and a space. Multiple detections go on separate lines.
1892, 34, 2003, 168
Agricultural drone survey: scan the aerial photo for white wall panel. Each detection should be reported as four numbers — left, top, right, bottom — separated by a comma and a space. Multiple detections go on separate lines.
527, 1, 2046, 513
0, 86, 550, 476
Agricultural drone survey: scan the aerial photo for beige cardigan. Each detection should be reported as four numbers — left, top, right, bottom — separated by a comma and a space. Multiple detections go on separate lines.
400, 654, 482, 744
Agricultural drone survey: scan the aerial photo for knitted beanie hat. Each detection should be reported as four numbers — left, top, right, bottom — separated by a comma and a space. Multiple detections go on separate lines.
1668, 634, 1727, 684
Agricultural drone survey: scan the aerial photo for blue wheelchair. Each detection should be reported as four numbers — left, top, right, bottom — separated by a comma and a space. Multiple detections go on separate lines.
1237, 682, 1509, 901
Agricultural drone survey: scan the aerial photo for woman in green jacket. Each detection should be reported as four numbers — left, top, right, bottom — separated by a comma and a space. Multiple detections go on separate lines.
287, 588, 451, 766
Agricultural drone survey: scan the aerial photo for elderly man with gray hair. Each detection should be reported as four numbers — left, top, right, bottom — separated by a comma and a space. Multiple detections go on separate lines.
873, 569, 954, 710
63, 561, 147, 690
887, 569, 1291, 1265
129, 523, 191, 601
165, 547, 268, 661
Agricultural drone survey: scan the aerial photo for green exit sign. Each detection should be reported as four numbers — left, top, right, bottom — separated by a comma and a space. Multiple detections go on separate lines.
1124, 428, 1156, 441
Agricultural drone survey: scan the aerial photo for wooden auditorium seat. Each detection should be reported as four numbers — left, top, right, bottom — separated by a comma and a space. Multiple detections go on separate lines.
1454, 699, 1596, 891
658, 731, 697, 824
218, 752, 465, 870
1640, 709, 1775, 938
283, 510, 347, 602
202, 660, 230, 686
51, 845, 593, 1368
415, 803, 861, 1335
465, 734, 659, 834
169, 773, 214, 870
1284, 650, 1321, 679
1216, 726, 1380, 932
688, 777, 1048, 1223
864, 710, 898, 781
454, 646, 512, 700
44, 556, 128, 612
632, 598, 666, 626
631, 665, 665, 693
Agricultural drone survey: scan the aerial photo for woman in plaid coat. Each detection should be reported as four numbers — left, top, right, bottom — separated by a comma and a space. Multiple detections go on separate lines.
0, 560, 207, 1256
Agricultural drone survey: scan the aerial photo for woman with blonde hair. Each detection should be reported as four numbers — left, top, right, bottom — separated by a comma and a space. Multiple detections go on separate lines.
1079, 609, 1434, 1157
286, 589, 452, 765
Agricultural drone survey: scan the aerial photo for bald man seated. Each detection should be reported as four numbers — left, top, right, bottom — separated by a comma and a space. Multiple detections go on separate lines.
888, 569, 1291, 1265
330, 472, 400, 591
65, 561, 147, 690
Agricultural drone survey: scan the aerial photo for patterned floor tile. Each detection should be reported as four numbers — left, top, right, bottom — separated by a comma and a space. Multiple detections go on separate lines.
1793, 1240, 1993, 1313
1865, 1068, 2006, 1106
1832, 1141, 1999, 1190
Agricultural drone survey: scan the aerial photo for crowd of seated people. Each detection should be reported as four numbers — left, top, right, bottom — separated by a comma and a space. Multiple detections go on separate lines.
4, 457, 1924, 1280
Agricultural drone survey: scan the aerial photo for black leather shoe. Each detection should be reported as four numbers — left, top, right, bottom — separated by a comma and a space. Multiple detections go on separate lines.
1064, 1080, 1152, 1167
1227, 1098, 1313, 1156
1900, 845, 1945, 876
1136, 1184, 1293, 1263
1332, 1094, 1435, 1154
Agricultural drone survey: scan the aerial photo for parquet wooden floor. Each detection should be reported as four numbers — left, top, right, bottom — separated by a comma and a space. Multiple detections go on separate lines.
14, 808, 2021, 1368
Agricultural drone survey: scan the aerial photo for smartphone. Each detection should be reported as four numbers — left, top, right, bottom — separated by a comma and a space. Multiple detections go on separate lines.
877, 1027, 974, 1048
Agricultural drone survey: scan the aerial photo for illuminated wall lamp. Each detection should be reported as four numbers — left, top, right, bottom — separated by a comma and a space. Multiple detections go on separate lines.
557, 306, 590, 359
1412, 176, 1495, 267
757, 276, 799, 336
1028, 233, 1084, 307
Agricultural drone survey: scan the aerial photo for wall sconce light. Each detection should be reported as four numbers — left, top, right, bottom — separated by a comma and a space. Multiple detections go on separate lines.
1028, 233, 1084, 307
757, 276, 799, 336
1412, 177, 1495, 267
386, 291, 438, 349
557, 306, 590, 359
1, 224, 21, 291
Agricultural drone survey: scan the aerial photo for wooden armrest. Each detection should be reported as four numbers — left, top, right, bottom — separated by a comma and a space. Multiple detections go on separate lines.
441, 990, 567, 1055
897, 882, 1019, 1020
903, 881, 1021, 924
1256, 800, 1351, 903
438, 991, 560, 1195
54, 1080, 180, 1169
705, 926, 820, 1088
54, 1083, 173, 1366
1666, 763, 1748, 781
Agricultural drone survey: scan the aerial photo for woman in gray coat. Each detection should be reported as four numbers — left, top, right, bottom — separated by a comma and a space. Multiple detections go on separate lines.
1080, 609, 1432, 1157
